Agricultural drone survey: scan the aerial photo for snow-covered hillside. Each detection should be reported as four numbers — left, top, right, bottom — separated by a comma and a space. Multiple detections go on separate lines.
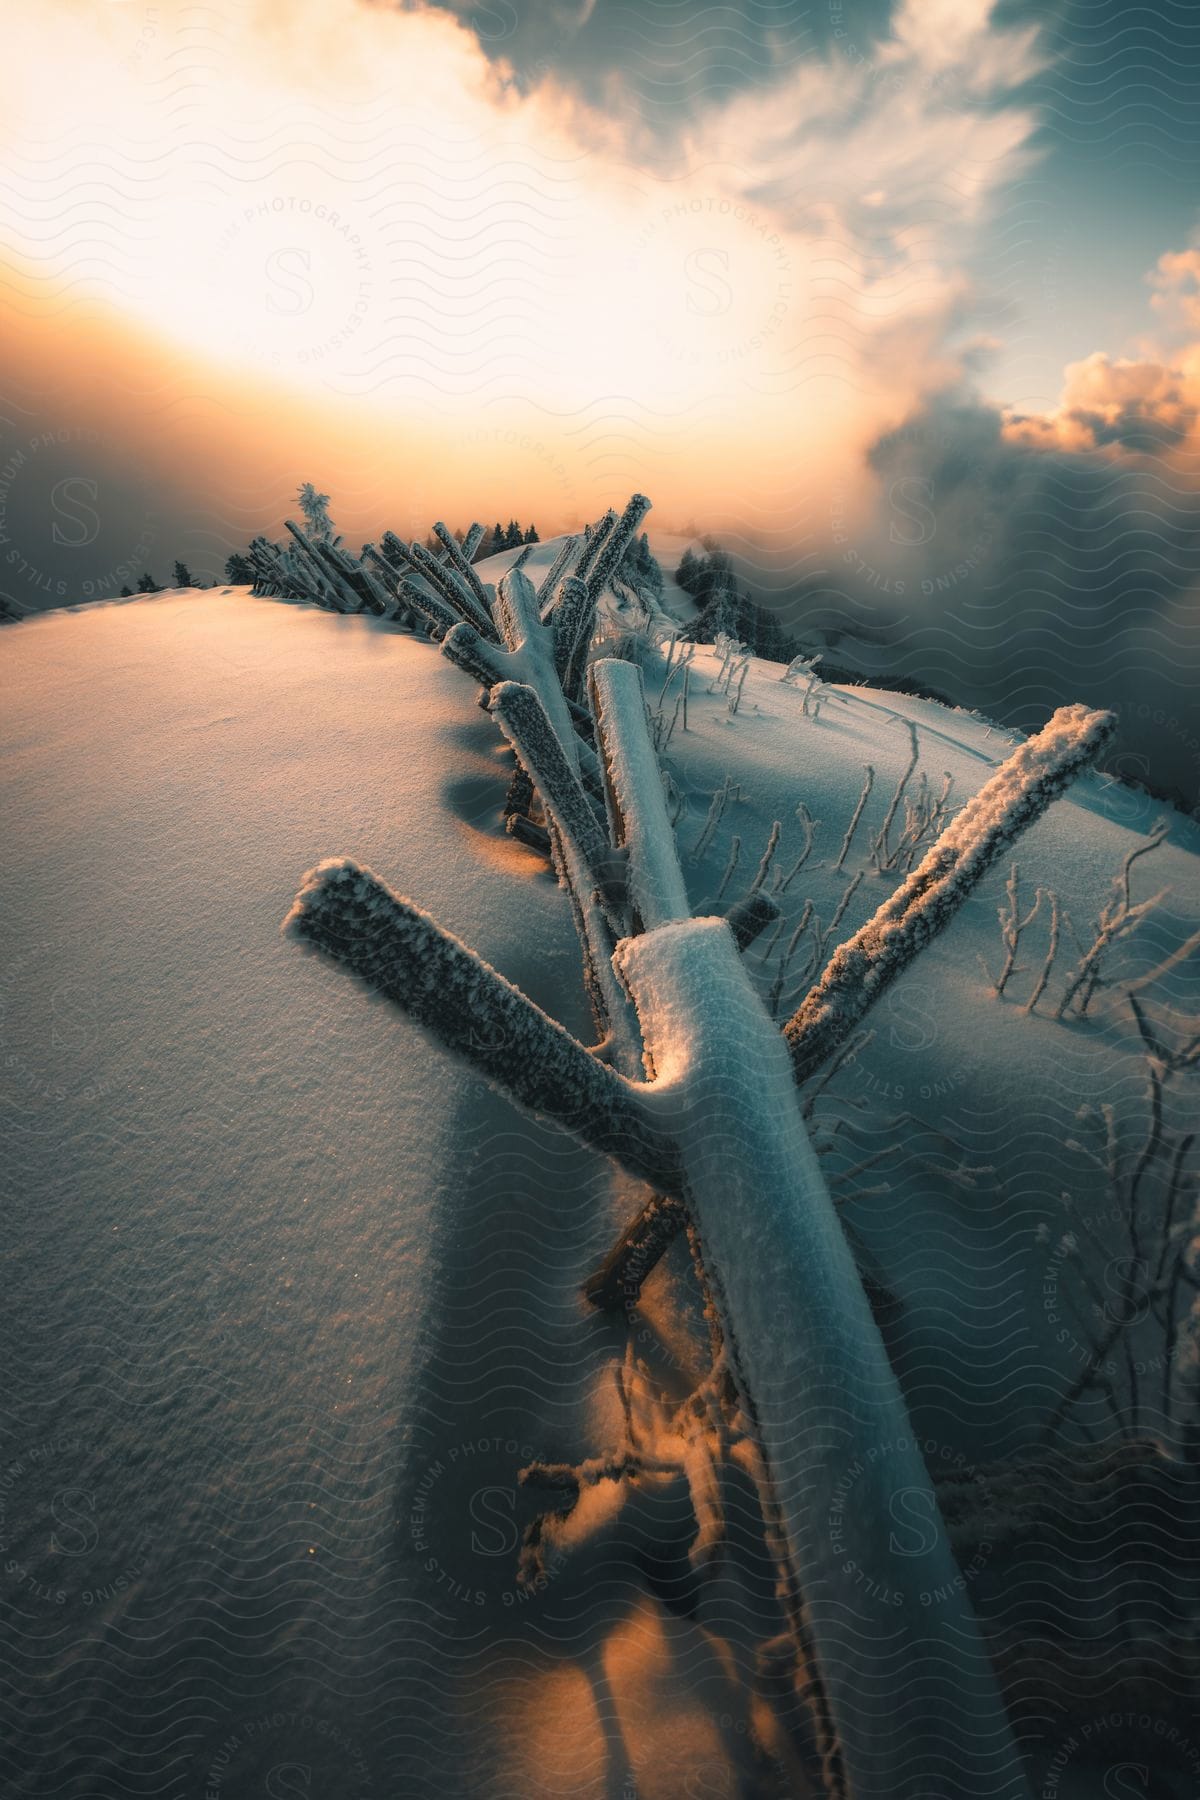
2, 550, 1198, 1798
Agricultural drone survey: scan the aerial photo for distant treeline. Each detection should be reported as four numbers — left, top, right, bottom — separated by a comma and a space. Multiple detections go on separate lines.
675, 542, 802, 664
120, 498, 541, 596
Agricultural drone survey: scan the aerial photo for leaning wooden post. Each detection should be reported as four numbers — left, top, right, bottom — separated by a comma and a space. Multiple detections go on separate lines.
586, 658, 1031, 1797
617, 916, 1030, 1799
784, 703, 1116, 1083
283, 859, 676, 1189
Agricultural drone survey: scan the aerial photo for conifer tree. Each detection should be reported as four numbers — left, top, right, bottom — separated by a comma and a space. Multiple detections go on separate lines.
297, 483, 334, 543
173, 560, 194, 588
224, 552, 256, 585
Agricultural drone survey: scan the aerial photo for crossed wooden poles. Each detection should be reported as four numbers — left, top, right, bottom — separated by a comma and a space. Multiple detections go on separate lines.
283, 499, 1113, 1798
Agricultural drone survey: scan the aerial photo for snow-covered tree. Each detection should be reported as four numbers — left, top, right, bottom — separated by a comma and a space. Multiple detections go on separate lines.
297, 482, 334, 543
618, 530, 664, 603
224, 552, 256, 585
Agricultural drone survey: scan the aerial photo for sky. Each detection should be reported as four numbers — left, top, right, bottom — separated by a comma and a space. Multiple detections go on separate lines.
1, 0, 1198, 793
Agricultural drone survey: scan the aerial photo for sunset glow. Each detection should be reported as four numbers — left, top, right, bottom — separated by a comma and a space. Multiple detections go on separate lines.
2, 0, 1054, 542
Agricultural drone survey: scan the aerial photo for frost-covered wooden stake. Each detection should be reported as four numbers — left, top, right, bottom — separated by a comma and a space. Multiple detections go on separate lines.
283, 858, 676, 1189
536, 533, 580, 612
786, 703, 1116, 1083
406, 537, 498, 641
432, 520, 492, 614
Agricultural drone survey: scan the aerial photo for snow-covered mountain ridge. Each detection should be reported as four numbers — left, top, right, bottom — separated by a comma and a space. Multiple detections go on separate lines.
2, 541, 1198, 1797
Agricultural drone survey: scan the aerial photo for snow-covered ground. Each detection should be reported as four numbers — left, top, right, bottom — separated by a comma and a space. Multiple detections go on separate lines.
2, 543, 1197, 1797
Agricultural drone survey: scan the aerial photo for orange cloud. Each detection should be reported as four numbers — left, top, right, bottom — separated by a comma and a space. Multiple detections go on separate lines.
1005, 351, 1199, 454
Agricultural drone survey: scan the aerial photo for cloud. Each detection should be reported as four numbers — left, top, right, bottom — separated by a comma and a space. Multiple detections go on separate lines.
763, 215, 1200, 807
1004, 353, 1199, 454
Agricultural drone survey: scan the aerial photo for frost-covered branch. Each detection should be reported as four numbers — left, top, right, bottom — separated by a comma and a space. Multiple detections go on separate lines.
550, 576, 593, 691
835, 766, 873, 870
784, 703, 1115, 1084
778, 804, 819, 892
582, 494, 651, 605
1024, 889, 1061, 1015
284, 520, 358, 612
690, 773, 739, 864
989, 864, 1043, 996
870, 718, 919, 872
572, 507, 617, 585
1055, 822, 1171, 1020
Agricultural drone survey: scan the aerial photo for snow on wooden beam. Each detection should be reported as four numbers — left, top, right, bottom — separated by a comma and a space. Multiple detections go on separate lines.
590, 657, 690, 932
283, 858, 677, 1190
492, 562, 541, 653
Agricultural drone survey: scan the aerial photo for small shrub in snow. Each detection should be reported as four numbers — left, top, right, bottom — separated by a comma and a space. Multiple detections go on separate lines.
1055, 818, 1172, 1019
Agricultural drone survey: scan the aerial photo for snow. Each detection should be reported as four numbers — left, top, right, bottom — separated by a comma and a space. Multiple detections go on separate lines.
0, 587, 608, 1798
2, 556, 1198, 1797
